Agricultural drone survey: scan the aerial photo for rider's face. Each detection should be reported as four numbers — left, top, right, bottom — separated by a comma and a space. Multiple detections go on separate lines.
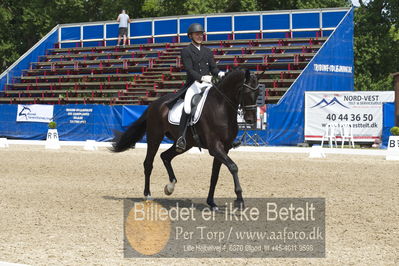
191, 32, 204, 45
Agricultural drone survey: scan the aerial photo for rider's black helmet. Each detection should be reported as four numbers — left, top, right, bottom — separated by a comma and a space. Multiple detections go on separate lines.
187, 23, 204, 37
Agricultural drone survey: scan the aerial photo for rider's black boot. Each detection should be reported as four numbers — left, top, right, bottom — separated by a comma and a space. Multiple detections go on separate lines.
176, 112, 190, 153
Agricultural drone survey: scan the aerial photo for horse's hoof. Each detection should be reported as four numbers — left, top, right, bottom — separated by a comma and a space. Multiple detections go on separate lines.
211, 206, 219, 212
234, 200, 245, 209
164, 183, 174, 196
207, 201, 219, 211
145, 195, 153, 201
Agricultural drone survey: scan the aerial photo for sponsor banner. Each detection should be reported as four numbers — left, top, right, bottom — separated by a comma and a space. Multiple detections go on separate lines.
305, 91, 394, 142
16, 104, 54, 123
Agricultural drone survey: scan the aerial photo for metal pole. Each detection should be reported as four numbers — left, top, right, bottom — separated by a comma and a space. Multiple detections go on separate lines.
393, 72, 399, 126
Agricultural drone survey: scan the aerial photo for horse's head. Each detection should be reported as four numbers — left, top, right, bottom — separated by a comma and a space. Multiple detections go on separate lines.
215, 68, 259, 124
238, 69, 259, 125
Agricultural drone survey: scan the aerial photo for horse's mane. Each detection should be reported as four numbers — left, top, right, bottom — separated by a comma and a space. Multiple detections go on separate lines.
214, 67, 246, 88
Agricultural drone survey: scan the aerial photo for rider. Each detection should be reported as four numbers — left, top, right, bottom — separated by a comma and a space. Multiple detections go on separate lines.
175, 23, 225, 152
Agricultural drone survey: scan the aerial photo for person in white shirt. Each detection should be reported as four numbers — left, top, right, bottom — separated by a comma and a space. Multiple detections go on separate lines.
116, 10, 131, 46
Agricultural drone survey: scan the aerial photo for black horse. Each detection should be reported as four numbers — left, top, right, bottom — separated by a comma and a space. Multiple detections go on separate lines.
112, 68, 259, 209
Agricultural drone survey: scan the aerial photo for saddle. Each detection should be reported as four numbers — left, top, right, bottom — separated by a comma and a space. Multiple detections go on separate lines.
168, 86, 211, 125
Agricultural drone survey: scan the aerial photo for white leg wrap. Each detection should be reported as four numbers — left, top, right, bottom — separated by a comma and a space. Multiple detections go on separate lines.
145, 195, 153, 201
166, 182, 175, 194
164, 180, 177, 195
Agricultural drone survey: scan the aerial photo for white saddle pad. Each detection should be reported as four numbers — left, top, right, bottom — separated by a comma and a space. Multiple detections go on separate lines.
168, 86, 211, 125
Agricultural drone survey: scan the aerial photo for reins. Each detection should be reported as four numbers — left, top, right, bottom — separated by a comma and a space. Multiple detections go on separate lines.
211, 77, 258, 115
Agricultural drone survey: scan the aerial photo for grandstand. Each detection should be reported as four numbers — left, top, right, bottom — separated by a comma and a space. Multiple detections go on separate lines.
0, 8, 346, 105
0, 8, 354, 144
1, 37, 325, 105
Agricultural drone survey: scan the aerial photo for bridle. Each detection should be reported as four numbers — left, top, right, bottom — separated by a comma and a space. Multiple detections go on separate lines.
238, 82, 258, 112
212, 76, 259, 115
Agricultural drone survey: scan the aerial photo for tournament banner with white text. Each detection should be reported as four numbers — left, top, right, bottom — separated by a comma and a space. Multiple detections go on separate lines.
305, 91, 394, 142
16, 104, 54, 123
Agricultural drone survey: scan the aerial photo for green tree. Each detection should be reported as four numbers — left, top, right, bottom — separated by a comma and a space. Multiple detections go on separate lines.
0, 3, 19, 70
256, 0, 350, 10
354, 0, 399, 91
140, 0, 259, 16
296, 0, 351, 9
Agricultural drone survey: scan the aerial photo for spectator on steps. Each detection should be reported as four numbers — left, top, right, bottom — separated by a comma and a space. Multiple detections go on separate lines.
117, 9, 131, 46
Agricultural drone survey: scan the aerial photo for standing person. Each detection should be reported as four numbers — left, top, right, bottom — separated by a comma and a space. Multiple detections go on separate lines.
173, 23, 225, 152
116, 9, 131, 46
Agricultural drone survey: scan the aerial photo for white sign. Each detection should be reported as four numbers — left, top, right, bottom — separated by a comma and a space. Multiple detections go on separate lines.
16, 104, 54, 123
386, 136, 399, 160
45, 129, 60, 149
305, 91, 394, 142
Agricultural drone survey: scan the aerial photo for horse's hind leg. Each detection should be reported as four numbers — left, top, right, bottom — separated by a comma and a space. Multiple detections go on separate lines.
160, 143, 190, 195
143, 134, 163, 199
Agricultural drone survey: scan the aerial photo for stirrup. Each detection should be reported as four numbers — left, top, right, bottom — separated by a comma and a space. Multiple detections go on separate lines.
176, 137, 186, 152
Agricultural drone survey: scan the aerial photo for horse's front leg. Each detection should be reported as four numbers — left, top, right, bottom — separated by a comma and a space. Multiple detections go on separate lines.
143, 153, 155, 200
160, 143, 191, 195
208, 141, 244, 208
207, 158, 222, 210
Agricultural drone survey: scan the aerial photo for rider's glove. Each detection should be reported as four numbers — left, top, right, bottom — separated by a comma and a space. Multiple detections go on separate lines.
218, 71, 225, 78
201, 75, 212, 84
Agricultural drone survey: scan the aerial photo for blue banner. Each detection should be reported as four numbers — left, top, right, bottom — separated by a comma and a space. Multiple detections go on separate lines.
54, 104, 124, 141
0, 104, 124, 141
0, 104, 268, 145
0, 104, 49, 139
122, 105, 148, 127
382, 103, 395, 148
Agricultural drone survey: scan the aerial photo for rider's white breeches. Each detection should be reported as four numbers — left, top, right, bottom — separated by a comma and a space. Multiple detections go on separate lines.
184, 81, 209, 114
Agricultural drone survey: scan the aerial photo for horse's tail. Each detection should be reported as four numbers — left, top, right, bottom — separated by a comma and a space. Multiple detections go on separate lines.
111, 109, 148, 152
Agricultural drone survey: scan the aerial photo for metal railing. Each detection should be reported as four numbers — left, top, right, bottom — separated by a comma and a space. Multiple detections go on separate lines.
58, 7, 349, 47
